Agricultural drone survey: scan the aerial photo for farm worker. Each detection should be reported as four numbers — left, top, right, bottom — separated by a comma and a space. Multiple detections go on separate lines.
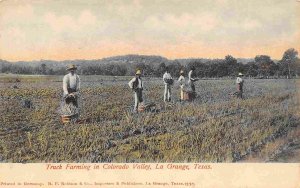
163, 67, 173, 102
128, 69, 143, 113
178, 70, 185, 101
236, 73, 244, 99
63, 64, 81, 107
188, 66, 198, 93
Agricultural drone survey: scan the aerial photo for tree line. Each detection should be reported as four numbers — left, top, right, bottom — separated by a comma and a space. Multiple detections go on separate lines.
0, 48, 299, 78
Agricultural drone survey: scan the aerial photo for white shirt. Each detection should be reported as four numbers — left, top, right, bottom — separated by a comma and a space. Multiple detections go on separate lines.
178, 75, 185, 88
236, 77, 244, 84
63, 73, 80, 96
163, 72, 172, 84
128, 77, 143, 89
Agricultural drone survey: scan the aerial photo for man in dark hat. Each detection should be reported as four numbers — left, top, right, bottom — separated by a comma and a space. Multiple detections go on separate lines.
128, 69, 143, 113
63, 64, 81, 107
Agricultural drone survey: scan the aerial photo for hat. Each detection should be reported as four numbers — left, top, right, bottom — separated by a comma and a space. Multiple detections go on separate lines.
238, 73, 244, 76
66, 64, 77, 71
180, 70, 184, 74
136, 69, 142, 75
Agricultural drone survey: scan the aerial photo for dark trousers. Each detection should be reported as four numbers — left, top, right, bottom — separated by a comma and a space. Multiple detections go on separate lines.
134, 88, 143, 112
190, 82, 195, 92
237, 89, 243, 99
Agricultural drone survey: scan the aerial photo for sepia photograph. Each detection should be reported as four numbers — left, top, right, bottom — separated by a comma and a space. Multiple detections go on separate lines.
0, 0, 299, 187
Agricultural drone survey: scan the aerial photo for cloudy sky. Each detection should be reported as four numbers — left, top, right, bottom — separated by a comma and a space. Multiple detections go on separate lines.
0, 0, 299, 61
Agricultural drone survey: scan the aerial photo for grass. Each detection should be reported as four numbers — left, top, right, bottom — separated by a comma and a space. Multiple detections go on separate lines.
0, 75, 299, 162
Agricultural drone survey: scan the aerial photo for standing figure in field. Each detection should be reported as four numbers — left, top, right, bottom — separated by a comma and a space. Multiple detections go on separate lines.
163, 67, 173, 102
178, 70, 185, 101
188, 66, 198, 93
128, 70, 143, 113
63, 64, 81, 106
236, 73, 244, 99
61, 64, 81, 122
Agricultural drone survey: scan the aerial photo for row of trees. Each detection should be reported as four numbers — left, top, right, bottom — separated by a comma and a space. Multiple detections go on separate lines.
183, 50, 299, 78
1, 48, 299, 78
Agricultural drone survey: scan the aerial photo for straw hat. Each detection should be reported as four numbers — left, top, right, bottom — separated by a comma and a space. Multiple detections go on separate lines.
238, 73, 244, 76
136, 69, 142, 75
66, 64, 77, 71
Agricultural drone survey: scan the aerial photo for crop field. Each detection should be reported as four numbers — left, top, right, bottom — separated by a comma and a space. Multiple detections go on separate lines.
0, 74, 299, 162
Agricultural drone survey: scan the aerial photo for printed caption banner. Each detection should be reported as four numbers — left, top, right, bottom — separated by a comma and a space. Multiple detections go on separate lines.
0, 163, 299, 187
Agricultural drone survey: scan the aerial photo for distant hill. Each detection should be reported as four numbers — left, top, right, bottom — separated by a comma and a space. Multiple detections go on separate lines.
1, 55, 280, 69
236, 58, 254, 64
0, 59, 11, 72
0, 59, 11, 65
5, 55, 171, 69
101, 54, 170, 64
0, 55, 294, 77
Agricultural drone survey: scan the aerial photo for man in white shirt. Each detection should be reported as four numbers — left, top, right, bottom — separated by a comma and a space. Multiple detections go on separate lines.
163, 67, 173, 102
128, 70, 143, 113
236, 73, 244, 99
188, 66, 198, 93
178, 70, 185, 101
63, 64, 80, 107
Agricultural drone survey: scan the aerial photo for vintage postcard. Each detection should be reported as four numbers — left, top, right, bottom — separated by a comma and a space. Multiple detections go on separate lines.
0, 0, 299, 187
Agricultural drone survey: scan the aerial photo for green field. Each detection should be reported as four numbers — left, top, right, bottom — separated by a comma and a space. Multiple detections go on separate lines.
0, 75, 299, 162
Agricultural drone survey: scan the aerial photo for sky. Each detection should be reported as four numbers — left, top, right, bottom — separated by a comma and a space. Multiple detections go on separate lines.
0, 0, 299, 61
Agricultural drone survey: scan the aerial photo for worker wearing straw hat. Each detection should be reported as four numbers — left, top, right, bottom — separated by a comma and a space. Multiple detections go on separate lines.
63, 64, 81, 107
236, 72, 244, 99
178, 70, 185, 101
163, 67, 173, 102
128, 69, 143, 113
